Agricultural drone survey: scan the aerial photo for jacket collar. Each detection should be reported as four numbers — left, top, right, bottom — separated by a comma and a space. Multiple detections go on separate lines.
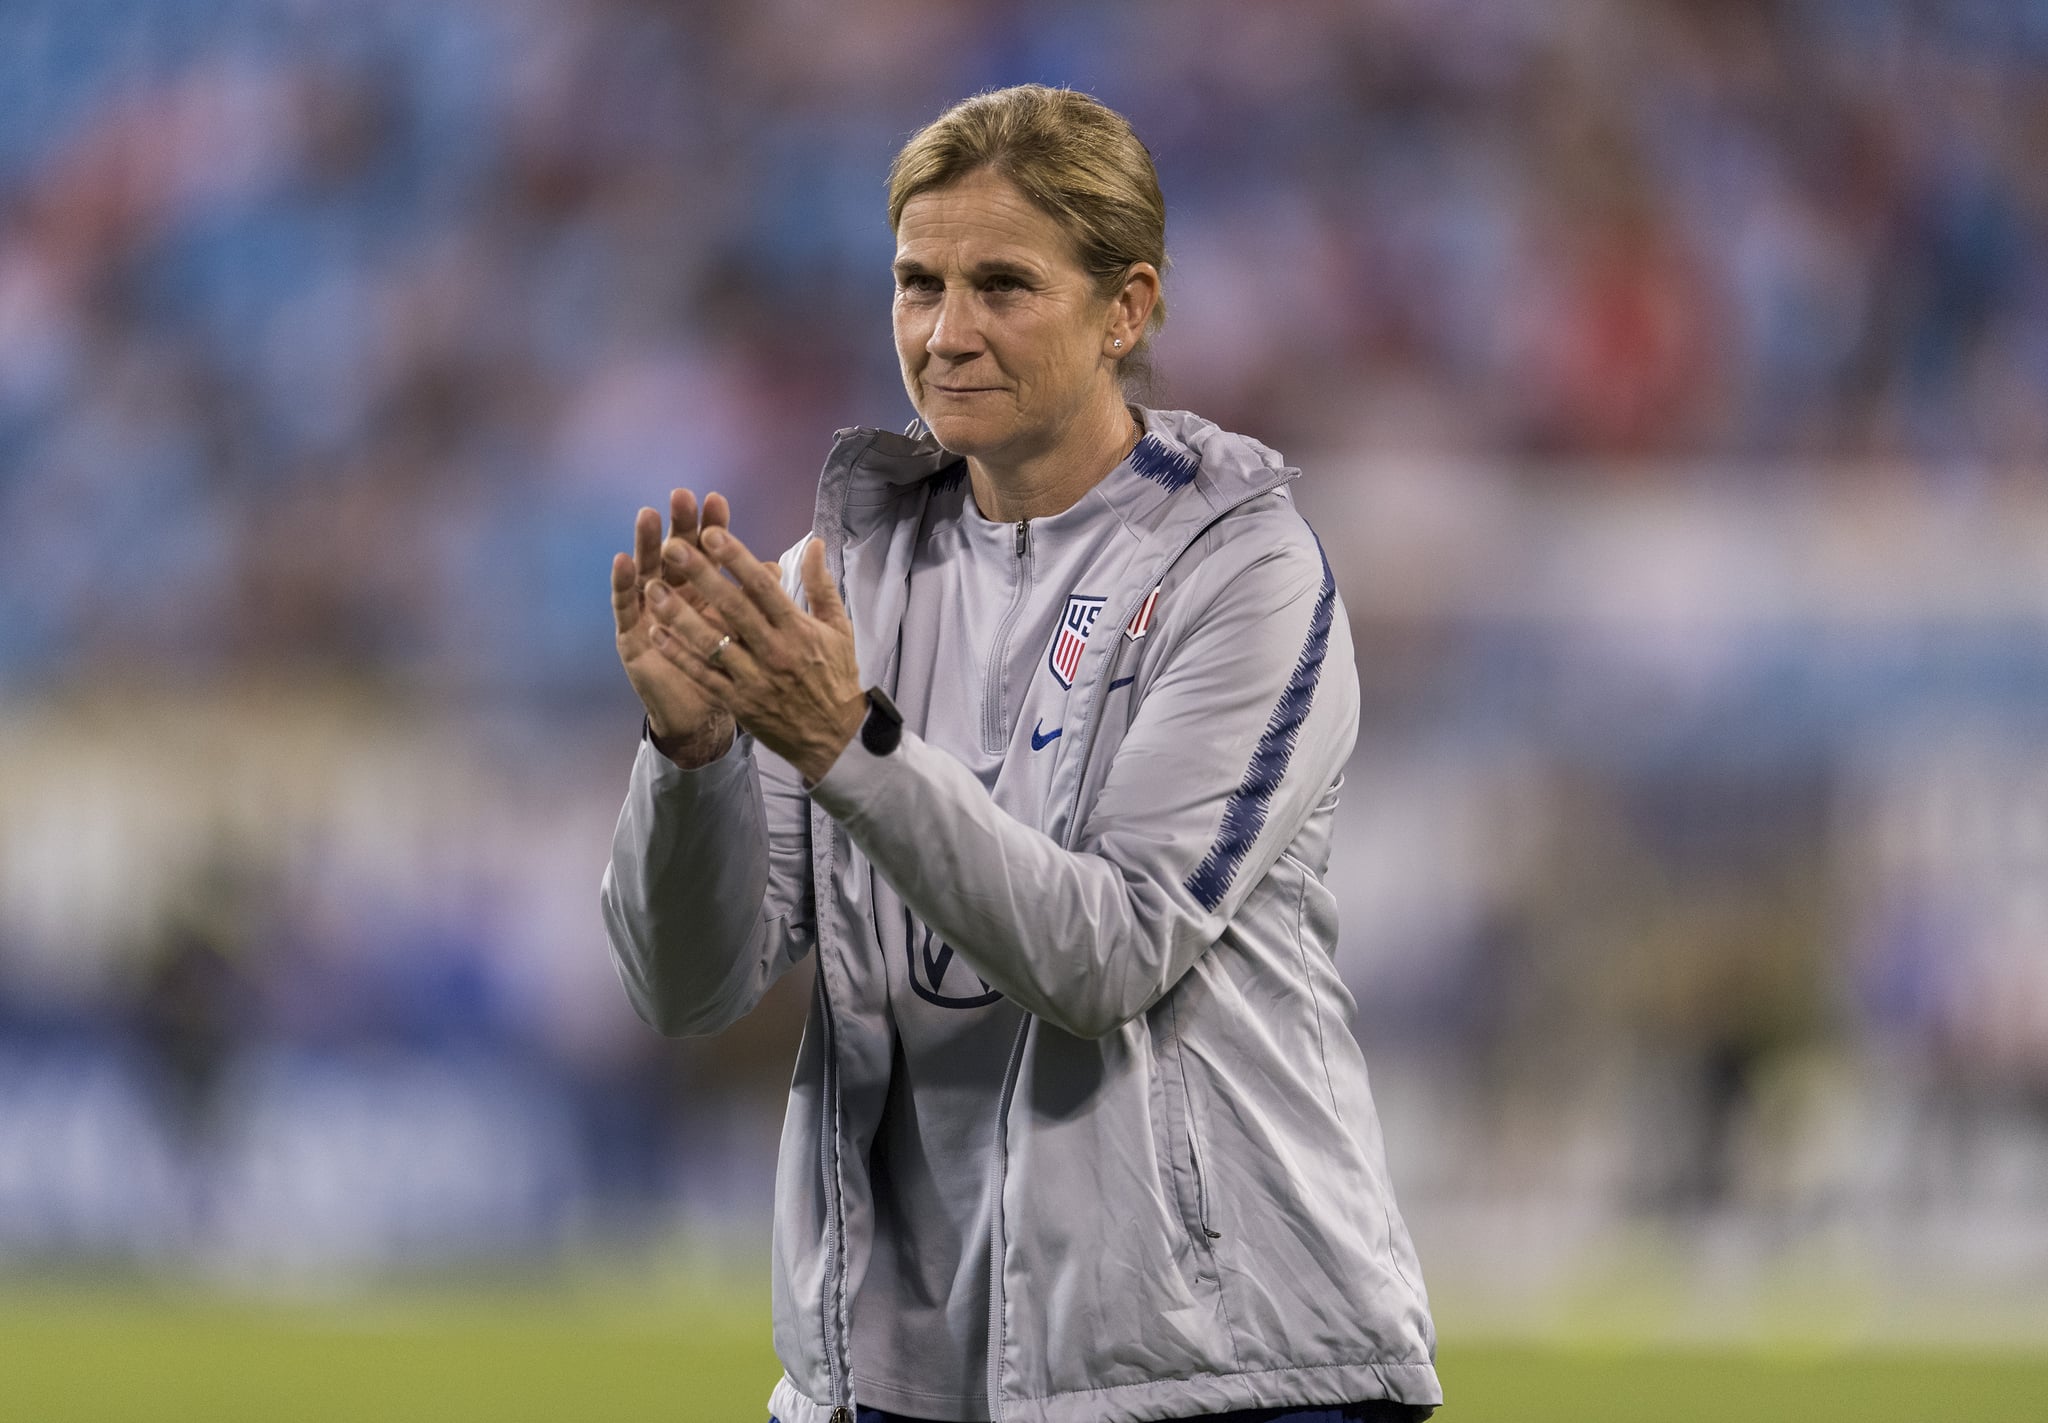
813, 406, 1296, 563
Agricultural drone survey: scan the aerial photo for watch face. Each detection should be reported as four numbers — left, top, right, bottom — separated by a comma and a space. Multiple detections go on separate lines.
861, 689, 903, 755
860, 712, 899, 755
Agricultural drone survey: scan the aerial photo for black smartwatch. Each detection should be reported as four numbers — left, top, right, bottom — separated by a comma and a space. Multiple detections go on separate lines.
859, 687, 903, 756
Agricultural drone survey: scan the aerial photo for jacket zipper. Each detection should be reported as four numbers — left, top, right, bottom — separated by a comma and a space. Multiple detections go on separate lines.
981, 521, 1032, 1422
809, 548, 858, 1421
1171, 996, 1225, 1244
815, 939, 854, 1419
984, 1018, 1031, 1422
980, 519, 1031, 753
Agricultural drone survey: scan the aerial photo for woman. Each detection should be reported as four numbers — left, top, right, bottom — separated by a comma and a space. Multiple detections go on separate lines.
603, 86, 1439, 1423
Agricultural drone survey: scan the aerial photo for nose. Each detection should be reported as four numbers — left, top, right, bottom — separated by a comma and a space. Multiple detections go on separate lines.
926, 284, 981, 360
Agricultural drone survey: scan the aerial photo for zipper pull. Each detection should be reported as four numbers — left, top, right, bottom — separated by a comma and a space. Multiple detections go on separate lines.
1015, 518, 1029, 557
830, 1410, 854, 1423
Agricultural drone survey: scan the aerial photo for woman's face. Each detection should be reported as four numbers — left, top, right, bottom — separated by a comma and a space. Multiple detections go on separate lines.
892, 169, 1121, 468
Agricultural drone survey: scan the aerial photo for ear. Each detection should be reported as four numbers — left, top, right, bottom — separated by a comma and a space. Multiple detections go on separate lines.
1104, 262, 1161, 358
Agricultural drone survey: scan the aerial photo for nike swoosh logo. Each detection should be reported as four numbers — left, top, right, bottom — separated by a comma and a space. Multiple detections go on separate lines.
1030, 720, 1062, 750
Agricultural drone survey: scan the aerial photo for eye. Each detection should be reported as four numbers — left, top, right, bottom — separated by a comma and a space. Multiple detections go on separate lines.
983, 274, 1025, 293
896, 273, 940, 295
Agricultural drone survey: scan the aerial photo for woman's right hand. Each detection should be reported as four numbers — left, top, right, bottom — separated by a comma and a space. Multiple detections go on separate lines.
612, 489, 738, 767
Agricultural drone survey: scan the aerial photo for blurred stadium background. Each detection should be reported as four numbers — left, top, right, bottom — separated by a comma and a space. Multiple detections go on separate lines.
3, 0, 2048, 1417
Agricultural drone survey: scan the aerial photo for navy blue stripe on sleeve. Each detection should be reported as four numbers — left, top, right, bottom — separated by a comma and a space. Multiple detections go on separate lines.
1183, 544, 1337, 913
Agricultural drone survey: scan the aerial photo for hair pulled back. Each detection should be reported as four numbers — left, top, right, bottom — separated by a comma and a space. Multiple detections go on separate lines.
888, 85, 1168, 363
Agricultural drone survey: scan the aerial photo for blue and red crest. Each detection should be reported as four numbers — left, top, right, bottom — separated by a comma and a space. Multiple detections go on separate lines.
1048, 593, 1106, 689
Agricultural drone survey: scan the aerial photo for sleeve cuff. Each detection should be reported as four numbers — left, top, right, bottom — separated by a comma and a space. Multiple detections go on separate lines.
637, 718, 749, 788
806, 724, 907, 822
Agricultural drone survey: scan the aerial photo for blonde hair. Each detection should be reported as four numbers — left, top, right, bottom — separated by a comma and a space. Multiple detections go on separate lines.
888, 85, 1168, 358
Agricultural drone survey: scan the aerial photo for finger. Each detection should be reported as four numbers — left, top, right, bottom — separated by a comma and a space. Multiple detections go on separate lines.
643, 571, 759, 682
644, 585, 754, 684
660, 491, 704, 591
647, 623, 743, 706
612, 552, 641, 636
701, 524, 794, 628
801, 538, 851, 632
643, 578, 730, 657
663, 487, 728, 558
668, 488, 700, 546
630, 556, 737, 638
633, 507, 663, 583
660, 538, 778, 647
661, 536, 726, 612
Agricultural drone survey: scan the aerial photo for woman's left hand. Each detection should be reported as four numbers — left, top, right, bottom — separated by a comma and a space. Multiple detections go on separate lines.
641, 520, 867, 783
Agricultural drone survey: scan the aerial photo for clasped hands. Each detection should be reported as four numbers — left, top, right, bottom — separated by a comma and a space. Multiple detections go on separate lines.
611, 489, 866, 782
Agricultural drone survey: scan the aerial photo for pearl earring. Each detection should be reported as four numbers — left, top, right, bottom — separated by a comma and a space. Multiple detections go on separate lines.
1113, 338, 1123, 348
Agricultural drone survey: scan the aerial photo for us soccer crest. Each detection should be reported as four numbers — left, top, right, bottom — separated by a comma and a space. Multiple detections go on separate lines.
1048, 593, 1106, 689
908, 923, 1002, 1009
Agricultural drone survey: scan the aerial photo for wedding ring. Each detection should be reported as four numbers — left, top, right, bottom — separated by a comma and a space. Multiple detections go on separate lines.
708, 634, 733, 666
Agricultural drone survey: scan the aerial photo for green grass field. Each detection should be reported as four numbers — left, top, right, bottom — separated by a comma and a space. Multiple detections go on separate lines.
3, 1272, 2044, 1422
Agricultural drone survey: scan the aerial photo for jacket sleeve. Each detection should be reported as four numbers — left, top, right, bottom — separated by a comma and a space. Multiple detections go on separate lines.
808, 517, 1357, 1040
599, 546, 818, 1037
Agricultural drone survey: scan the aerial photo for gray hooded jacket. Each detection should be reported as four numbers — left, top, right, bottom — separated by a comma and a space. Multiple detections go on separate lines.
602, 409, 1440, 1423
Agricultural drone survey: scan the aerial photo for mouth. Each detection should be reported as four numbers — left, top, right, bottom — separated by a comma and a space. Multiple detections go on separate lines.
927, 382, 1002, 396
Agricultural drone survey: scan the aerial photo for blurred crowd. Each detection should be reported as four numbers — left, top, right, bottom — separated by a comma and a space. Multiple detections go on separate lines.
3, 0, 2048, 1283
0, 695, 803, 1263
3, 0, 2047, 689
